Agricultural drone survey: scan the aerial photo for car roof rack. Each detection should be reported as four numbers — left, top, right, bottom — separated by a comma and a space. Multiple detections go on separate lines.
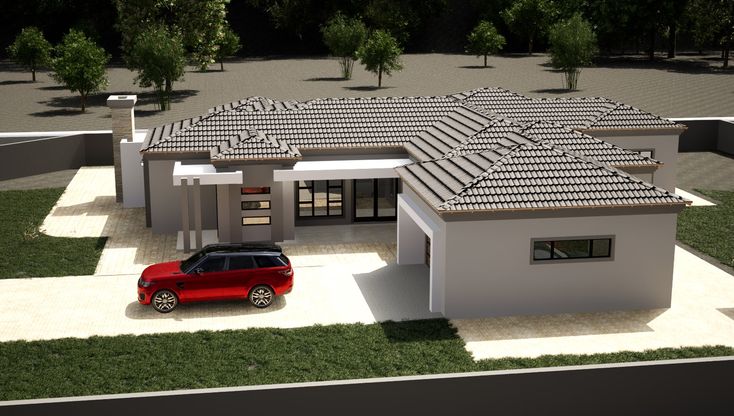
200, 243, 283, 254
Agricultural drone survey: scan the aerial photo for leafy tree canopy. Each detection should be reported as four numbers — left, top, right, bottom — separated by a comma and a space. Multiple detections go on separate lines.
128, 25, 187, 110
321, 12, 368, 78
6, 27, 53, 82
357, 29, 403, 87
466, 21, 506, 67
51, 30, 109, 112
548, 13, 598, 90
501, 0, 558, 54
215, 26, 241, 71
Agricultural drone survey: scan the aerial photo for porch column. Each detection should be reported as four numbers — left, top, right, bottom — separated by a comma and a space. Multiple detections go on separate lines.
397, 202, 425, 265
193, 177, 203, 250
181, 178, 191, 253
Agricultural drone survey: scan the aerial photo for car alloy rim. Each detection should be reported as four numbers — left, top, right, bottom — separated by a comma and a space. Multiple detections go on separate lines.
252, 288, 272, 306
154, 292, 175, 311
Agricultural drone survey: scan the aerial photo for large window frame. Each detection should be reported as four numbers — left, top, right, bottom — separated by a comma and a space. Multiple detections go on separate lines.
530, 236, 614, 264
298, 180, 344, 218
353, 178, 398, 222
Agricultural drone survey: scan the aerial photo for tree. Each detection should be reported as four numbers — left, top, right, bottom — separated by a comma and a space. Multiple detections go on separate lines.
128, 25, 187, 110
548, 13, 598, 90
114, 0, 229, 71
215, 26, 241, 71
501, 0, 557, 55
687, 0, 734, 68
50, 30, 109, 112
466, 21, 506, 67
6, 27, 53, 82
357, 30, 403, 88
321, 13, 368, 79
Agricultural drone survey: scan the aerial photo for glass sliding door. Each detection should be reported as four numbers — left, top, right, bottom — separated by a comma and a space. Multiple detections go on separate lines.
353, 178, 398, 221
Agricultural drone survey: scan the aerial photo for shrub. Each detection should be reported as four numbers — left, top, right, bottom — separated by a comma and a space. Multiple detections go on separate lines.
321, 13, 368, 79
548, 13, 598, 90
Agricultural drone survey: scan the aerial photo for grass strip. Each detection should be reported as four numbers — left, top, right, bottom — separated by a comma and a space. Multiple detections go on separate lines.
0, 188, 106, 278
0, 319, 730, 401
677, 189, 734, 268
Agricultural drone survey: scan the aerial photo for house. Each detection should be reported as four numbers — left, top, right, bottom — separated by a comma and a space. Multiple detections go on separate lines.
110, 87, 689, 318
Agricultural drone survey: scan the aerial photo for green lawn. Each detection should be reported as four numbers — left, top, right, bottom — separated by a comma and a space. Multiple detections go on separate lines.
677, 190, 734, 269
0, 188, 106, 278
0, 319, 731, 401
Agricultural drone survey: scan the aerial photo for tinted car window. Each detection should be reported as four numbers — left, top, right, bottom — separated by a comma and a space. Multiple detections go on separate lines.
254, 255, 286, 268
196, 256, 226, 273
228, 255, 255, 270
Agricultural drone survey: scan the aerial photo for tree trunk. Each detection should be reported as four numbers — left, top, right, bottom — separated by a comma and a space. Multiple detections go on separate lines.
484, 54, 487, 67
32, 68, 36, 82
648, 29, 655, 61
220, 60, 224, 71
80, 93, 86, 112
667, 22, 676, 59
165, 79, 172, 110
724, 40, 731, 69
528, 38, 533, 55
378, 63, 382, 87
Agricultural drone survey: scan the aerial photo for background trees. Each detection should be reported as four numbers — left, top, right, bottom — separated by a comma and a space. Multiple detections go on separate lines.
466, 21, 506, 67
321, 13, 368, 79
501, 0, 557, 55
50, 30, 109, 112
357, 30, 403, 87
6, 27, 52, 82
548, 13, 598, 90
216, 27, 241, 71
127, 25, 187, 111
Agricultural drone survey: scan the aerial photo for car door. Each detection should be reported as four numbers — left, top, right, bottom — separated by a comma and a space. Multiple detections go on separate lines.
178, 255, 228, 302
225, 255, 256, 298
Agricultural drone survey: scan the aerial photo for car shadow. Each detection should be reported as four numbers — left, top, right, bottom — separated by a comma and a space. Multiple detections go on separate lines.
124, 296, 287, 320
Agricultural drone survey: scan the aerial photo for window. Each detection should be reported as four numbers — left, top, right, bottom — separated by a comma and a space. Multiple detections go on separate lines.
254, 255, 287, 268
228, 255, 255, 270
196, 256, 226, 273
632, 149, 654, 159
242, 216, 271, 226
241, 200, 270, 210
298, 180, 343, 217
532, 237, 613, 262
241, 187, 270, 195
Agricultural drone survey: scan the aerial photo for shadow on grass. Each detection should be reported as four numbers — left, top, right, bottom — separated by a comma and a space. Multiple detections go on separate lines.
124, 296, 286, 320
379, 319, 458, 343
530, 88, 575, 94
593, 55, 733, 75
37, 85, 67, 91
31, 89, 199, 117
458, 65, 494, 69
29, 108, 84, 117
0, 80, 34, 86
304, 76, 345, 82
343, 85, 394, 92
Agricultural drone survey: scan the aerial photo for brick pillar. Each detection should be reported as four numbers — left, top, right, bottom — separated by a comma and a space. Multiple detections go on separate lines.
107, 95, 137, 203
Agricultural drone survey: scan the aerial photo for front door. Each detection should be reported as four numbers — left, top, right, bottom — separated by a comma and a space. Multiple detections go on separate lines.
353, 178, 398, 221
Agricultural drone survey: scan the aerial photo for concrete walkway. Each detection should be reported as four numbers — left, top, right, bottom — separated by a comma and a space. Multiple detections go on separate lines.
452, 245, 734, 359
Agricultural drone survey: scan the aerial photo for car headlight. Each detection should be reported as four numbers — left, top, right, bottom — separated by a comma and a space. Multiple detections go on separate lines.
138, 278, 153, 288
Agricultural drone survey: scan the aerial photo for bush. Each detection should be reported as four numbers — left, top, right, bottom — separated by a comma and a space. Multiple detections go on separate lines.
6, 27, 53, 82
50, 30, 110, 112
548, 13, 598, 90
357, 30, 403, 87
216, 26, 241, 71
466, 21, 506, 67
321, 13, 368, 79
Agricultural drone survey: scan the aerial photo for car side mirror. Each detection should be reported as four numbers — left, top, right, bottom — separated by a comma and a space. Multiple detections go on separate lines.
194, 268, 204, 275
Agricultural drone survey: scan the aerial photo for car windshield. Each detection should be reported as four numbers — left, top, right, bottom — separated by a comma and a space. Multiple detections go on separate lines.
180, 250, 206, 272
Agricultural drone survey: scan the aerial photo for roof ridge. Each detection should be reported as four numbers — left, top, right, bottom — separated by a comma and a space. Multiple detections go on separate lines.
144, 110, 228, 151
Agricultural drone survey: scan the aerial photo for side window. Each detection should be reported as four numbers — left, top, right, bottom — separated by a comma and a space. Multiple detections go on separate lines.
254, 255, 286, 268
196, 256, 226, 273
228, 255, 255, 271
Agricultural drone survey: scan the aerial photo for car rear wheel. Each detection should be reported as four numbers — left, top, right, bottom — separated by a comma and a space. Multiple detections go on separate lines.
152, 290, 178, 313
249, 285, 274, 308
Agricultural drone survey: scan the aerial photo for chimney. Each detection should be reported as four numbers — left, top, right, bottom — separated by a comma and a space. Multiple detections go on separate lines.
107, 95, 137, 203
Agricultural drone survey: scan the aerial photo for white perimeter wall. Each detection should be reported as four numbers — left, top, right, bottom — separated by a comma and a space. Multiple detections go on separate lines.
442, 212, 678, 318
597, 134, 679, 192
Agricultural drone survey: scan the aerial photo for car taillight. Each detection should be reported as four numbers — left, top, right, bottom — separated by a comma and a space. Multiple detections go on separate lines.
278, 269, 293, 277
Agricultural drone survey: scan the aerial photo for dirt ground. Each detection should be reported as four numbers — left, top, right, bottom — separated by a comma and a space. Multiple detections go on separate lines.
1, 53, 732, 132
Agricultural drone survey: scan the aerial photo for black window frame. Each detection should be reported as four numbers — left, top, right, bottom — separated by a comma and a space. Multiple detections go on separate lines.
297, 180, 344, 218
531, 236, 614, 263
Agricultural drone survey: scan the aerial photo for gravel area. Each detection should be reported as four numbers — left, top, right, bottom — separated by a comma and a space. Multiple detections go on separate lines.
677, 151, 734, 191
1, 53, 733, 132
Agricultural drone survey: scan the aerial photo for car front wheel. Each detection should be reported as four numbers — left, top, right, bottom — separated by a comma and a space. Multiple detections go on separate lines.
152, 290, 178, 313
249, 285, 274, 308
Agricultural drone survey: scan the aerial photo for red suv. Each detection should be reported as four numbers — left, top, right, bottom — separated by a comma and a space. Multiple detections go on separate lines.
137, 243, 293, 313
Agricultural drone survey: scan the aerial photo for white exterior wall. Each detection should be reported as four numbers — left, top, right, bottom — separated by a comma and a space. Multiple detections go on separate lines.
595, 134, 679, 191
442, 212, 678, 318
120, 139, 144, 208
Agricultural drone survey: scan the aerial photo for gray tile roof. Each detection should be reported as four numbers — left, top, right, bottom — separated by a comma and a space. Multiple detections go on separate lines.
210, 129, 301, 162
457, 87, 684, 130
397, 144, 686, 213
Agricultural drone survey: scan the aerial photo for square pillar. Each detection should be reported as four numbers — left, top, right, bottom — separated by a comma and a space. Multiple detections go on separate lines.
107, 95, 137, 203
181, 178, 191, 253
193, 177, 202, 250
